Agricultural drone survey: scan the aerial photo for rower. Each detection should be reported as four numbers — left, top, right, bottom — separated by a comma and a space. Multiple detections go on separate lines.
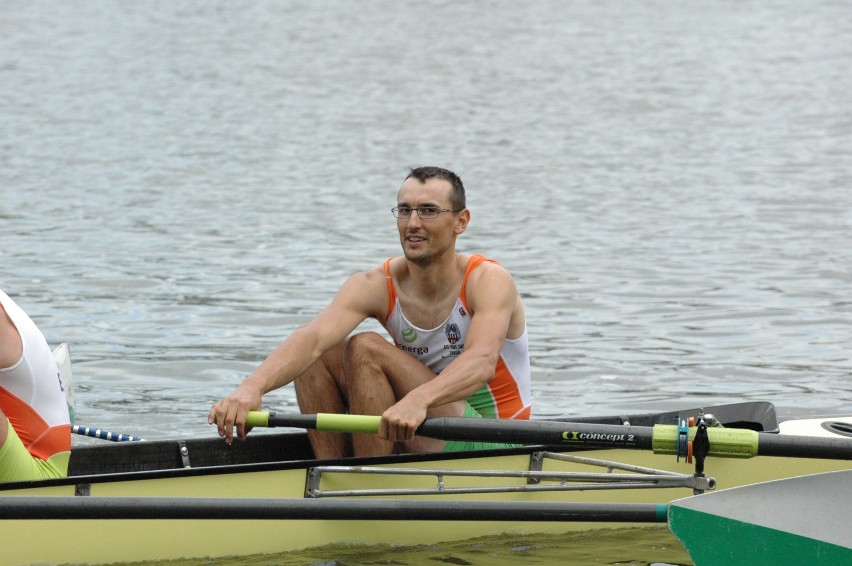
210, 166, 533, 458
0, 290, 71, 482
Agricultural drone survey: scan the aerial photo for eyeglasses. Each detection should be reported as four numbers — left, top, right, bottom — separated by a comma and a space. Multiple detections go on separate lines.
391, 206, 461, 219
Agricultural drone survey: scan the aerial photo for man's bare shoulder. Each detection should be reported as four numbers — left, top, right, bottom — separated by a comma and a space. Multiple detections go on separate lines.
466, 258, 521, 307
347, 262, 390, 286
469, 257, 516, 286
466, 258, 526, 337
334, 262, 392, 318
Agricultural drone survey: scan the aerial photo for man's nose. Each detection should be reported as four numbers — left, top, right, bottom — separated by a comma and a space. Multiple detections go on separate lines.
405, 211, 424, 226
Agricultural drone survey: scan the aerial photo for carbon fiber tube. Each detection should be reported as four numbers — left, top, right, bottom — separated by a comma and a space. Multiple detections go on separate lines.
0, 497, 668, 522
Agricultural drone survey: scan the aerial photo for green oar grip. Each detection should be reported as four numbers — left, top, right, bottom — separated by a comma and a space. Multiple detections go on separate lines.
652, 425, 758, 458
245, 411, 269, 428
316, 413, 382, 434
246, 411, 382, 434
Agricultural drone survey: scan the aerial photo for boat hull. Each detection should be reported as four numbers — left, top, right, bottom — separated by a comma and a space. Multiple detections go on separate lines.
1, 404, 849, 565
2, 447, 849, 564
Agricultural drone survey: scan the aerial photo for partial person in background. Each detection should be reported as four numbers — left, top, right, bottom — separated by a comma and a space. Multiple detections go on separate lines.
210, 166, 531, 458
0, 289, 71, 482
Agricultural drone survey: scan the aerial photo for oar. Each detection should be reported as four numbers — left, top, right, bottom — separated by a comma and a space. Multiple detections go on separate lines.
246, 412, 852, 460
72, 425, 145, 442
0, 496, 667, 523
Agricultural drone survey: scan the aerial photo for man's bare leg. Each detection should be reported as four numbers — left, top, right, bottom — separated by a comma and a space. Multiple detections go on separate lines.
295, 338, 397, 458
293, 341, 352, 459
342, 332, 466, 455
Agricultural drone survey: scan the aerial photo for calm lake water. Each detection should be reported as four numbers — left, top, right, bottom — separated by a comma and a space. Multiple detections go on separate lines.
2, 1, 850, 564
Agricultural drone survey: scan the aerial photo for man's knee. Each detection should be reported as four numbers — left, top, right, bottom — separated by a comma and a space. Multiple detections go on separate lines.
343, 332, 394, 366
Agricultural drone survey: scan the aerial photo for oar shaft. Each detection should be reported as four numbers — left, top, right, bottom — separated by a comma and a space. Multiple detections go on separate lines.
72, 425, 144, 442
252, 412, 657, 448
248, 412, 852, 460
430, 421, 852, 460
419, 417, 656, 448
756, 433, 852, 459
0, 496, 667, 523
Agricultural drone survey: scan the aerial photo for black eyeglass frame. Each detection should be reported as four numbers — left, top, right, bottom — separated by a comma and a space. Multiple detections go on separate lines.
391, 206, 462, 219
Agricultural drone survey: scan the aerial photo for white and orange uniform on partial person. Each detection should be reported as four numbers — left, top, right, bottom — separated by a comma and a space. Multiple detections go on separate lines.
0, 290, 71, 482
383, 254, 532, 421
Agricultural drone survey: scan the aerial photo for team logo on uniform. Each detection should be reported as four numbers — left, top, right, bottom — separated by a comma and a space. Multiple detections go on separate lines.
402, 328, 418, 343
445, 322, 461, 344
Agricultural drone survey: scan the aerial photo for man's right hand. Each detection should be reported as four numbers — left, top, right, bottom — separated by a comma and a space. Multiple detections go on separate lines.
208, 383, 263, 444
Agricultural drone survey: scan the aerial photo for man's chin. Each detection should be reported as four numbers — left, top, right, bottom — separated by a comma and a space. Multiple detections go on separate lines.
403, 249, 432, 266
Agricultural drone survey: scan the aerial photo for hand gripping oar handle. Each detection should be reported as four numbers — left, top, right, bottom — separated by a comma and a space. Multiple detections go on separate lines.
246, 412, 852, 460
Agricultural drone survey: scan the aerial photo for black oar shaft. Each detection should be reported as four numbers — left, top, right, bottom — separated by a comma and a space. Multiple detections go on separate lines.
0, 497, 667, 523
418, 417, 656, 449
259, 412, 655, 449
258, 412, 852, 460
757, 433, 852, 459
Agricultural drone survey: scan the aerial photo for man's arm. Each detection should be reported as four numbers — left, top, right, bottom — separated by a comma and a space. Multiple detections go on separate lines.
379, 262, 523, 441
208, 267, 388, 443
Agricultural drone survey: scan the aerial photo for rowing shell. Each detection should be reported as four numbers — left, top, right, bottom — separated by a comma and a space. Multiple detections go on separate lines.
0, 402, 849, 565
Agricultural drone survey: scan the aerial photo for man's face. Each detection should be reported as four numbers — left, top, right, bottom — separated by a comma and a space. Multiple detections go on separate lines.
395, 177, 467, 265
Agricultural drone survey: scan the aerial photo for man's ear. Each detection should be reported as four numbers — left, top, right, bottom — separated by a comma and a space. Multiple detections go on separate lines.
455, 209, 471, 235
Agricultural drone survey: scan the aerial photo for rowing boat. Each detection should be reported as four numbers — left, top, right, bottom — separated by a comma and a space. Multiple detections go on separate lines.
1, 398, 849, 565
0, 346, 845, 563
670, 470, 852, 565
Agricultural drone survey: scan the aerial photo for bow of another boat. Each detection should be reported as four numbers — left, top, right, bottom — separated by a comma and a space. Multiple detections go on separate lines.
669, 469, 852, 566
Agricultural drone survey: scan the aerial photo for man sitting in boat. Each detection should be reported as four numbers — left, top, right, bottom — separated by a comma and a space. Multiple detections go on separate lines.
0, 290, 72, 482
210, 166, 532, 458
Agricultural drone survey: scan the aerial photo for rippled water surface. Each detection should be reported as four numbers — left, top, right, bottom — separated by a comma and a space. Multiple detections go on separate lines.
2, 1, 851, 563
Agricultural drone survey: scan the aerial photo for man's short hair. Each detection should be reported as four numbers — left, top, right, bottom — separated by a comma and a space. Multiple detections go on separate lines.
406, 166, 466, 211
